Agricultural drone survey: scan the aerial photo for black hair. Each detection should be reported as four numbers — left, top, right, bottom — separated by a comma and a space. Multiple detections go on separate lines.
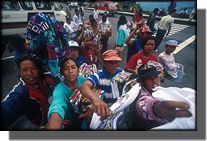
59, 57, 78, 75
10, 35, 26, 51
89, 14, 96, 24
75, 8, 79, 14
17, 55, 44, 78
169, 9, 176, 15
117, 14, 127, 30
141, 36, 156, 49
153, 8, 159, 14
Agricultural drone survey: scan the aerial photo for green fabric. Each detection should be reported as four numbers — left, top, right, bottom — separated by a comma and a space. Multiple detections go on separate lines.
48, 76, 86, 121
116, 28, 128, 47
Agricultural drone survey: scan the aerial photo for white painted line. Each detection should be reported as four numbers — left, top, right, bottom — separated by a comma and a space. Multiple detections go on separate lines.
170, 29, 182, 32
1, 56, 14, 61
173, 35, 195, 54
171, 27, 188, 30
172, 25, 189, 28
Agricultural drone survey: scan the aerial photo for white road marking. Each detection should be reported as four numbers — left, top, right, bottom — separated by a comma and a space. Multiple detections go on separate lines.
173, 35, 195, 54
153, 23, 189, 37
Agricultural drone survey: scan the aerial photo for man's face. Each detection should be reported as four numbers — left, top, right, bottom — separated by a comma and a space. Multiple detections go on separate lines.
103, 61, 119, 75
102, 17, 107, 23
142, 75, 161, 93
20, 60, 40, 85
62, 59, 78, 82
165, 46, 176, 54
68, 48, 79, 60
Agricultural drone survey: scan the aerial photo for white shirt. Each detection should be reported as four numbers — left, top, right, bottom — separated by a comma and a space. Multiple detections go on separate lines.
63, 21, 78, 33
93, 10, 99, 20
158, 15, 174, 30
73, 14, 83, 25
99, 20, 111, 33
158, 52, 177, 70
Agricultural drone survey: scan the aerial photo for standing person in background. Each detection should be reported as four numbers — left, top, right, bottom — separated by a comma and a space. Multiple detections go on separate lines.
132, 6, 143, 23
63, 16, 79, 40
78, 3, 85, 23
189, 8, 196, 22
155, 9, 176, 51
73, 8, 83, 26
146, 8, 159, 33
116, 14, 130, 63
93, 4, 99, 22
168, 0, 176, 13
125, 24, 153, 62
99, 13, 112, 53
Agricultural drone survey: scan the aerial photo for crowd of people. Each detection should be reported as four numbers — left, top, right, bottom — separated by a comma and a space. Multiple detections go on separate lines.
1, 3, 192, 130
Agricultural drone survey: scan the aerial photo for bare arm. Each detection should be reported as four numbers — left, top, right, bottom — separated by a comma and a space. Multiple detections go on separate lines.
125, 21, 144, 46
47, 113, 62, 129
80, 80, 109, 118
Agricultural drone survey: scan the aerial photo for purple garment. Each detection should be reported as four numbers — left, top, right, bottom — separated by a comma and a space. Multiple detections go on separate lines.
134, 87, 167, 129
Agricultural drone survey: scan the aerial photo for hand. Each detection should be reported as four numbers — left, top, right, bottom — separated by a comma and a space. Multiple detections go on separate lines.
91, 97, 110, 119
115, 46, 123, 53
136, 20, 145, 30
153, 101, 192, 122
79, 108, 93, 121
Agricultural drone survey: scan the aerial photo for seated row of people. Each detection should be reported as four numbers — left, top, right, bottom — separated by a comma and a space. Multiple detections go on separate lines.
1, 49, 191, 130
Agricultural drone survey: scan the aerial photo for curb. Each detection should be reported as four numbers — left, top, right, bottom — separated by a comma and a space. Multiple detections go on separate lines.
85, 8, 195, 25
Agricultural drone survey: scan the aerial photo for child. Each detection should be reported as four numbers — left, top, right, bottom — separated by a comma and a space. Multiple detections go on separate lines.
158, 39, 185, 82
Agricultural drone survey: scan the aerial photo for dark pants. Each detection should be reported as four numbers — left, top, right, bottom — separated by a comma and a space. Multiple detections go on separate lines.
155, 28, 166, 50
100, 36, 109, 53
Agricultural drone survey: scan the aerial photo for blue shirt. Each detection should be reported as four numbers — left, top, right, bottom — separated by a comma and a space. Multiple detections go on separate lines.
76, 56, 87, 68
87, 67, 123, 102
48, 76, 86, 121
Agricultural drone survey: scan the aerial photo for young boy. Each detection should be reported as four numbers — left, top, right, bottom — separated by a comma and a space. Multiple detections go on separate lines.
158, 39, 185, 81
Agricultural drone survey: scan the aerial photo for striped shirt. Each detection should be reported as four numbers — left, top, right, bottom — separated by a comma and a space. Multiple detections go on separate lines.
88, 68, 123, 102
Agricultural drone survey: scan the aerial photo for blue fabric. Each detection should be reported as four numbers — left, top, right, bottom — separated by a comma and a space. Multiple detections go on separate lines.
127, 38, 142, 61
26, 13, 68, 77
1, 76, 54, 129
116, 29, 128, 47
87, 68, 123, 99
48, 76, 86, 121
76, 56, 87, 68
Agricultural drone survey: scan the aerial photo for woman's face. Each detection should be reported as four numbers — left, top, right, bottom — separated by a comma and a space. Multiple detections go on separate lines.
143, 75, 161, 93
19, 60, 40, 85
143, 39, 155, 54
62, 59, 78, 82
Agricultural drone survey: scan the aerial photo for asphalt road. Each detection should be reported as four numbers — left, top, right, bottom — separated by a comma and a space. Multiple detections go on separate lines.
1, 8, 196, 99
